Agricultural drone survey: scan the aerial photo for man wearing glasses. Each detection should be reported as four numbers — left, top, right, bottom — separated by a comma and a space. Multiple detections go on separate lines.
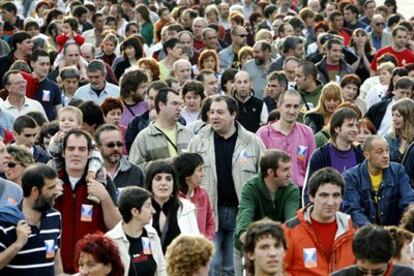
95, 124, 144, 191
332, 224, 414, 276
219, 25, 248, 70
368, 14, 392, 51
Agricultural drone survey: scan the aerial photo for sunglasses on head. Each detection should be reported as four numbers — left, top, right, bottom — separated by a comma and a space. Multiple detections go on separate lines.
105, 141, 124, 148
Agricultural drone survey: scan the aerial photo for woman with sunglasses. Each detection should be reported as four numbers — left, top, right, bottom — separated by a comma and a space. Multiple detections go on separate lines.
5, 145, 35, 186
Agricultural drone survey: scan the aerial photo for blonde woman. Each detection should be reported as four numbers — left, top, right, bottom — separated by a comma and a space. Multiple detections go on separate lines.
304, 82, 343, 133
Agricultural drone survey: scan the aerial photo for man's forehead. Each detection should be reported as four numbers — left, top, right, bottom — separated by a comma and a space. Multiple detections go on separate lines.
66, 134, 87, 145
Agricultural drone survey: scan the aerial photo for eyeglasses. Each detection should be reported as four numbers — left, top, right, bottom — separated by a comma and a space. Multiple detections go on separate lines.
104, 141, 124, 148
375, 22, 385, 27
236, 34, 248, 38
7, 162, 20, 168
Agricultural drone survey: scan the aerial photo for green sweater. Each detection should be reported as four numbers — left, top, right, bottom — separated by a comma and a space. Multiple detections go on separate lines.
234, 173, 300, 250
140, 22, 154, 45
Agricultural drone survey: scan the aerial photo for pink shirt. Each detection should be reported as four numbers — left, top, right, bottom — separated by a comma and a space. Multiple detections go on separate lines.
256, 122, 316, 187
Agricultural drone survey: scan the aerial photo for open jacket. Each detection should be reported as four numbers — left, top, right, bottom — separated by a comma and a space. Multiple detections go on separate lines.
316, 57, 354, 85
342, 160, 414, 226
283, 206, 357, 275
106, 222, 167, 276
187, 123, 265, 228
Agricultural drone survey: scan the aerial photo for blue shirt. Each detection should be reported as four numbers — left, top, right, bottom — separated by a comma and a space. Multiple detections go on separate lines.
0, 207, 61, 276
74, 81, 120, 104
35, 78, 62, 121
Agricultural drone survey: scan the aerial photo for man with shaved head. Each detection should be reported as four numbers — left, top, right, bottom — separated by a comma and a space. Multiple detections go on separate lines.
233, 71, 268, 132
343, 135, 414, 226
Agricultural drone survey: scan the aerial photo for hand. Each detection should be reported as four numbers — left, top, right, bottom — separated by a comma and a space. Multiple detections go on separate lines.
86, 171, 97, 183
87, 179, 109, 203
55, 179, 64, 198
15, 220, 31, 248
239, 232, 246, 245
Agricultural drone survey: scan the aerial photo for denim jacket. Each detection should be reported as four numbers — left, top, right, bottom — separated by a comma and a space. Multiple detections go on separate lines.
342, 160, 414, 226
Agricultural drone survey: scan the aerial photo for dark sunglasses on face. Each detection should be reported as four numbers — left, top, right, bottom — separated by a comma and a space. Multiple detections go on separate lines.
105, 141, 124, 148
7, 162, 20, 168
375, 22, 385, 27
237, 34, 248, 38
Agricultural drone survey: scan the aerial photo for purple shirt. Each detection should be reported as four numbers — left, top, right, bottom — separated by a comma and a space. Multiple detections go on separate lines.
328, 143, 357, 174
120, 101, 149, 129
256, 122, 316, 187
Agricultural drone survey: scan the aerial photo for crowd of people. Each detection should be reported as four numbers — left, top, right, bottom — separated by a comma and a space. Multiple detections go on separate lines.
1, 0, 414, 275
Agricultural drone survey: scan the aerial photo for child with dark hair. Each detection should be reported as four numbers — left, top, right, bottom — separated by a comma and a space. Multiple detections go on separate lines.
56, 16, 85, 52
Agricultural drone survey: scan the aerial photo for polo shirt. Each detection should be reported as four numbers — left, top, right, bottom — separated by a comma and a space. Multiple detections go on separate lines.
0, 97, 48, 120
0, 206, 61, 276
73, 81, 120, 104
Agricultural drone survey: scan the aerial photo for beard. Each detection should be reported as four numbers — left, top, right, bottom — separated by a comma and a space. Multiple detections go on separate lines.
103, 151, 121, 164
132, 92, 144, 103
255, 57, 265, 65
33, 195, 54, 213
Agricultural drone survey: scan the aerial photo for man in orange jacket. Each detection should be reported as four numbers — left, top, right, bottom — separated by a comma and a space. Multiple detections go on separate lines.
283, 167, 357, 275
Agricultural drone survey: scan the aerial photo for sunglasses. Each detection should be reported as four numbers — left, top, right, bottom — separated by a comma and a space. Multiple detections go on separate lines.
7, 162, 20, 168
104, 141, 124, 148
237, 34, 248, 38
375, 22, 385, 27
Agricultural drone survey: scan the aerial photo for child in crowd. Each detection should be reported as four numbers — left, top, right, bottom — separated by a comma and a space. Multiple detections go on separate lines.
48, 106, 106, 201
366, 61, 394, 108
56, 16, 85, 52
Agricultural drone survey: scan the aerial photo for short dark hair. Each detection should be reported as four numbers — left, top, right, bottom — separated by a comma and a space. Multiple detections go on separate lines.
62, 128, 93, 152
308, 167, 345, 198
118, 186, 152, 223
30, 49, 50, 62
243, 218, 287, 275
326, 38, 343, 50
220, 68, 238, 92
154, 87, 180, 114
211, 95, 239, 117
353, 224, 395, 263
95, 124, 120, 145
173, 153, 204, 194
0, 2, 17, 14
78, 101, 105, 129
121, 36, 143, 60
10, 31, 31, 52
119, 69, 148, 100
13, 115, 38, 134
200, 97, 213, 122
87, 59, 106, 75
182, 80, 205, 100
394, 76, 414, 91
163, 38, 180, 56
344, 3, 359, 15
392, 25, 408, 37
260, 150, 291, 178
263, 4, 277, 19
92, 12, 104, 23
267, 71, 288, 90
329, 108, 359, 139
73, 5, 88, 18
22, 164, 57, 197
125, 21, 139, 34
147, 80, 169, 93
26, 111, 47, 128
299, 61, 317, 81
340, 74, 362, 99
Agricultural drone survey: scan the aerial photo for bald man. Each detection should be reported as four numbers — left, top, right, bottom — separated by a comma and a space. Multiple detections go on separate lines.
233, 71, 268, 132
343, 135, 414, 226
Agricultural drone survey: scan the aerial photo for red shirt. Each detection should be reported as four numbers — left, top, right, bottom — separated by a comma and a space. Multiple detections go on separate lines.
311, 217, 338, 260
371, 46, 414, 72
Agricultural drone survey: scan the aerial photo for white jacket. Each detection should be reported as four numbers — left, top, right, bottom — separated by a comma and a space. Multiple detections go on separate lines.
177, 198, 200, 234
106, 222, 167, 276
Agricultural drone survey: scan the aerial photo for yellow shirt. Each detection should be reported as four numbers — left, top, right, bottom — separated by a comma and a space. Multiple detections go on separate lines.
160, 126, 178, 158
369, 173, 383, 202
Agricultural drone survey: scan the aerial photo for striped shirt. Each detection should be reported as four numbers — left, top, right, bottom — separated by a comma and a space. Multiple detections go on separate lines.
0, 208, 61, 276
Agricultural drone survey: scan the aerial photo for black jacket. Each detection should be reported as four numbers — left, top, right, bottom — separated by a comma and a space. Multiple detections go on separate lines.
364, 98, 392, 131
331, 264, 414, 276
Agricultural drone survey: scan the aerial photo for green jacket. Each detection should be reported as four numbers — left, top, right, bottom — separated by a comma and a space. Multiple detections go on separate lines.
297, 83, 323, 112
234, 173, 300, 250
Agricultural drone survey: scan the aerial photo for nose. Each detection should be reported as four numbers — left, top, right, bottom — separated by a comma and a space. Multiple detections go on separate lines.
151, 207, 156, 214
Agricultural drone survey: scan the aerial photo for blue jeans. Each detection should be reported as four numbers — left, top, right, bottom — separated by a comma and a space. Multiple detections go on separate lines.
210, 206, 237, 276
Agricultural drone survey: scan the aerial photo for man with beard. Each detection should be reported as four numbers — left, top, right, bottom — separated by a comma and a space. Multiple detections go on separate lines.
95, 124, 144, 191
243, 40, 274, 99
0, 163, 63, 275
119, 69, 149, 130
343, 135, 414, 226
74, 60, 120, 104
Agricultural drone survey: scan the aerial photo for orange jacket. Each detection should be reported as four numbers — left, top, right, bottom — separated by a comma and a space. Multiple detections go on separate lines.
283, 206, 357, 276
